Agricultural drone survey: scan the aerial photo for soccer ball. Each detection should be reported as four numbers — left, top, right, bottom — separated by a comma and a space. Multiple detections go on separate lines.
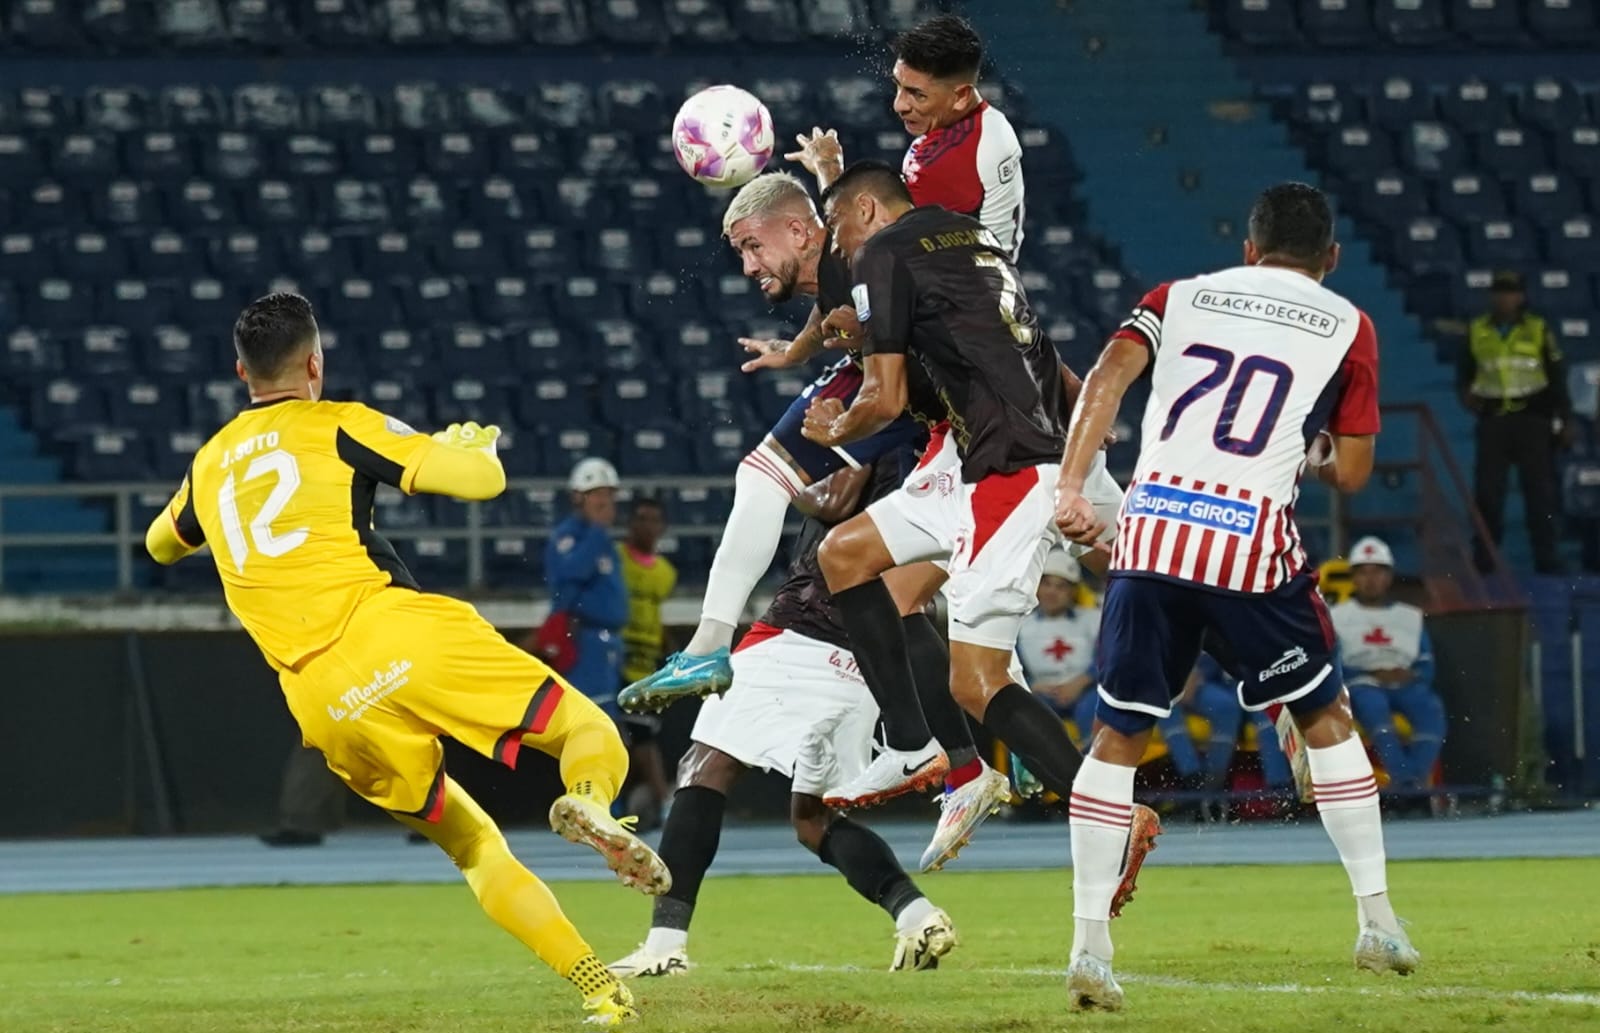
671, 85, 775, 189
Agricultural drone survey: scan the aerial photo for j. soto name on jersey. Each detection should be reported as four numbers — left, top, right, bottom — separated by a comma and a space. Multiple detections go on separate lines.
1109, 265, 1381, 594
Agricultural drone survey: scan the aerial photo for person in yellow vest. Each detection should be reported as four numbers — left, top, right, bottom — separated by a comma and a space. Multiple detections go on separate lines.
617, 496, 677, 827
1457, 270, 1573, 574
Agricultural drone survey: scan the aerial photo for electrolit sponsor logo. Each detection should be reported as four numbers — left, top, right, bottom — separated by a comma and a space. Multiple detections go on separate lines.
1126, 483, 1259, 535
1259, 646, 1310, 683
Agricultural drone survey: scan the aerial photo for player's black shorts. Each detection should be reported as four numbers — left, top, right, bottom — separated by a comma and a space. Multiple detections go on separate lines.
768, 355, 928, 482
1094, 570, 1342, 735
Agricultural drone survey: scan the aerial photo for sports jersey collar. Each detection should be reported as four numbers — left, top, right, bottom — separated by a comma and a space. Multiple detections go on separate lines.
246, 396, 300, 410
920, 100, 987, 141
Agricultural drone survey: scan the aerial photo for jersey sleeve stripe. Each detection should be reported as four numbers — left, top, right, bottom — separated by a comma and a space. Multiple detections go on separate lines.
336, 428, 406, 488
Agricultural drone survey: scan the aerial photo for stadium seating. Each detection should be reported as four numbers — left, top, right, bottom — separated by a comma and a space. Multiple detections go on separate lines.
1215, 0, 1597, 47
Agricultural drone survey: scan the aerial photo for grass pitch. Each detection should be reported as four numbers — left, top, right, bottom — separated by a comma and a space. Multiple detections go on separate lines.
2, 859, 1596, 1032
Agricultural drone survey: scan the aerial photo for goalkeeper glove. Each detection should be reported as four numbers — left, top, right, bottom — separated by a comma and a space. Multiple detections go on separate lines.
432, 421, 502, 454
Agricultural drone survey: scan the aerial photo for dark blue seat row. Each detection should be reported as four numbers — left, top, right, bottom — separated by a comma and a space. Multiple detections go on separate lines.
1280, 77, 1596, 134
1224, 0, 1598, 49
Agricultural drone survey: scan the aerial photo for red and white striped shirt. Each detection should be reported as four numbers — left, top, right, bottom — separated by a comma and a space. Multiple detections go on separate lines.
1109, 265, 1381, 594
902, 101, 1025, 260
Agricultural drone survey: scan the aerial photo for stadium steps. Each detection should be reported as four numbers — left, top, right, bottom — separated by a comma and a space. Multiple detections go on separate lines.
0, 404, 118, 594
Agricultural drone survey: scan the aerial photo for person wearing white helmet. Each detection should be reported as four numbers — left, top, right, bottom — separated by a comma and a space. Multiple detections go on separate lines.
1330, 537, 1446, 800
544, 458, 630, 717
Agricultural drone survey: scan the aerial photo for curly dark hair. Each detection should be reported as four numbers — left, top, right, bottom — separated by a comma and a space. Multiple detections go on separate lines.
233, 292, 319, 380
894, 14, 983, 82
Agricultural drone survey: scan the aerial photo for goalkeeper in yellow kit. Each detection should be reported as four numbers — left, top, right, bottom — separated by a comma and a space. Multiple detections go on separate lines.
144, 292, 664, 1027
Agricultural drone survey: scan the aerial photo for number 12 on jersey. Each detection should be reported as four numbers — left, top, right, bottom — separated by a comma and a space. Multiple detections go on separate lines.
1158, 344, 1295, 457
217, 450, 308, 572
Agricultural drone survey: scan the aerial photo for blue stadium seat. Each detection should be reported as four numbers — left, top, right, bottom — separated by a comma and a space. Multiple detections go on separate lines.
404, 275, 472, 325
20, 180, 71, 230
751, 370, 810, 425
1475, 124, 1550, 180
575, 131, 639, 176
96, 179, 159, 228
509, 321, 575, 375
0, 133, 43, 186
1526, 268, 1591, 320
282, 228, 347, 283
707, 273, 766, 325
1449, 267, 1496, 316
32, 378, 107, 428
620, 424, 691, 475
323, 178, 391, 225
1557, 317, 1598, 363
599, 80, 665, 134
354, 230, 424, 279
1520, 78, 1585, 134
160, 84, 225, 127
392, 81, 452, 130
209, 230, 277, 282
1562, 458, 1600, 519
127, 131, 195, 182
521, 0, 591, 45
663, 0, 736, 42
1369, 77, 1435, 129
436, 324, 507, 378
233, 83, 301, 131
681, 369, 750, 418
1439, 79, 1510, 134
367, 375, 432, 429
1324, 124, 1394, 178
542, 425, 617, 472
181, 278, 238, 330
516, 376, 592, 427
1447, 0, 1523, 44
84, 85, 148, 132
399, 536, 469, 588
245, 179, 309, 226
401, 175, 457, 228
74, 430, 150, 482
143, 325, 214, 379
64, 325, 135, 379
166, 179, 232, 229
306, 83, 380, 131
27, 279, 90, 332
591, 318, 657, 373
1376, 0, 1449, 45
466, 176, 532, 224
1435, 171, 1508, 223
600, 372, 673, 427
100, 279, 177, 330
15, 87, 72, 130
587, 226, 648, 275
733, 0, 803, 43
52, 132, 118, 185
545, 174, 612, 223
1354, 171, 1430, 223
280, 133, 342, 180
803, 0, 866, 37
1527, 0, 1598, 45
434, 226, 500, 276
188, 377, 248, 430
531, 80, 593, 129
493, 428, 544, 477
1, 327, 62, 378
1402, 120, 1468, 179
1514, 171, 1584, 228
108, 381, 184, 429
657, 223, 717, 272
630, 270, 703, 327
152, 430, 207, 481
60, 231, 126, 280
667, 320, 726, 372
136, 229, 201, 280
1554, 123, 1600, 179
0, 232, 49, 282
9, 0, 82, 48
507, 484, 561, 527
201, 130, 265, 182
553, 274, 624, 323
370, 326, 437, 373
1298, 0, 1375, 46
591, 0, 667, 45
1226, 0, 1301, 46
1464, 218, 1538, 267
431, 378, 514, 426
821, 76, 892, 129
496, 130, 563, 177
346, 130, 416, 179
871, 0, 940, 32
301, 0, 378, 47
485, 534, 541, 589
1550, 215, 1600, 272
476, 276, 546, 324
695, 423, 755, 473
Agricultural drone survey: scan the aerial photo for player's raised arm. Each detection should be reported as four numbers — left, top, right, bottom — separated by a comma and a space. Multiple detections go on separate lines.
336, 405, 505, 501
1312, 311, 1382, 493
144, 469, 205, 565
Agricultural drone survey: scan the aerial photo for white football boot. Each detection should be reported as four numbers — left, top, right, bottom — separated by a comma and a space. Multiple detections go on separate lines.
1354, 920, 1421, 976
823, 740, 947, 810
919, 764, 1012, 872
890, 907, 958, 971
608, 942, 691, 979
1066, 953, 1124, 1011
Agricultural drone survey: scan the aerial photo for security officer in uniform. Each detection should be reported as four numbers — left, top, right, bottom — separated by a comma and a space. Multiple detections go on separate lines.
1458, 270, 1572, 574
545, 458, 630, 716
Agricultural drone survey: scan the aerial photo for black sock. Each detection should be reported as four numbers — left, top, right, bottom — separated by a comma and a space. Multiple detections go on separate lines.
817, 817, 923, 919
649, 785, 725, 931
982, 683, 1084, 797
833, 579, 930, 750
901, 613, 978, 768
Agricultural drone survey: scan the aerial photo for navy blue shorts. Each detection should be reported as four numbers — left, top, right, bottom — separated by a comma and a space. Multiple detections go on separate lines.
768, 355, 929, 483
1094, 570, 1342, 735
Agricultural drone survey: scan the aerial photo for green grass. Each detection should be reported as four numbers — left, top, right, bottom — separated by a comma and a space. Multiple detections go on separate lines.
2, 860, 1597, 1032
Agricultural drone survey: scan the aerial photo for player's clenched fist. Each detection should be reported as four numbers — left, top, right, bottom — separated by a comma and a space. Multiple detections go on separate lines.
801, 397, 847, 446
1054, 488, 1105, 546
432, 421, 502, 452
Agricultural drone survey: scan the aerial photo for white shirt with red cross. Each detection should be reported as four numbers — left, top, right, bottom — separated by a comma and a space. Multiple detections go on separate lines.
1015, 606, 1099, 686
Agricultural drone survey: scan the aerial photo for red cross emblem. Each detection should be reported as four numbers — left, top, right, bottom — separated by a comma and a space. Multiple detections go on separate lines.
1045, 638, 1074, 661
1363, 627, 1393, 646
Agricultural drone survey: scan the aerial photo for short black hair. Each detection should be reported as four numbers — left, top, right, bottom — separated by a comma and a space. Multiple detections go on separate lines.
820, 159, 914, 211
895, 14, 983, 82
234, 292, 318, 380
630, 496, 665, 516
1247, 182, 1335, 266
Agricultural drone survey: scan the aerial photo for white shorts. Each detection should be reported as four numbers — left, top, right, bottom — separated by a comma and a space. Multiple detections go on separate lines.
867, 428, 1062, 650
690, 627, 879, 798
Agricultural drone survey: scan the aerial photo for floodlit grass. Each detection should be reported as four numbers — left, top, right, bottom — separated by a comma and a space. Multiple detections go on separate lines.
2, 860, 1597, 1031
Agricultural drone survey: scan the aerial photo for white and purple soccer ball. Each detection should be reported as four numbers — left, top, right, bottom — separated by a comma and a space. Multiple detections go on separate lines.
671, 85, 775, 189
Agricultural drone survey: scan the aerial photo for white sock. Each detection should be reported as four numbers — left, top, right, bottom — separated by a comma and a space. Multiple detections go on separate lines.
894, 895, 938, 935
1068, 755, 1136, 961
643, 926, 689, 954
687, 447, 802, 654
1308, 734, 1393, 929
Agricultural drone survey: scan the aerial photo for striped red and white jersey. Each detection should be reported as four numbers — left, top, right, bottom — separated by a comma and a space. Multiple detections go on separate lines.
1108, 265, 1380, 593
902, 101, 1025, 260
